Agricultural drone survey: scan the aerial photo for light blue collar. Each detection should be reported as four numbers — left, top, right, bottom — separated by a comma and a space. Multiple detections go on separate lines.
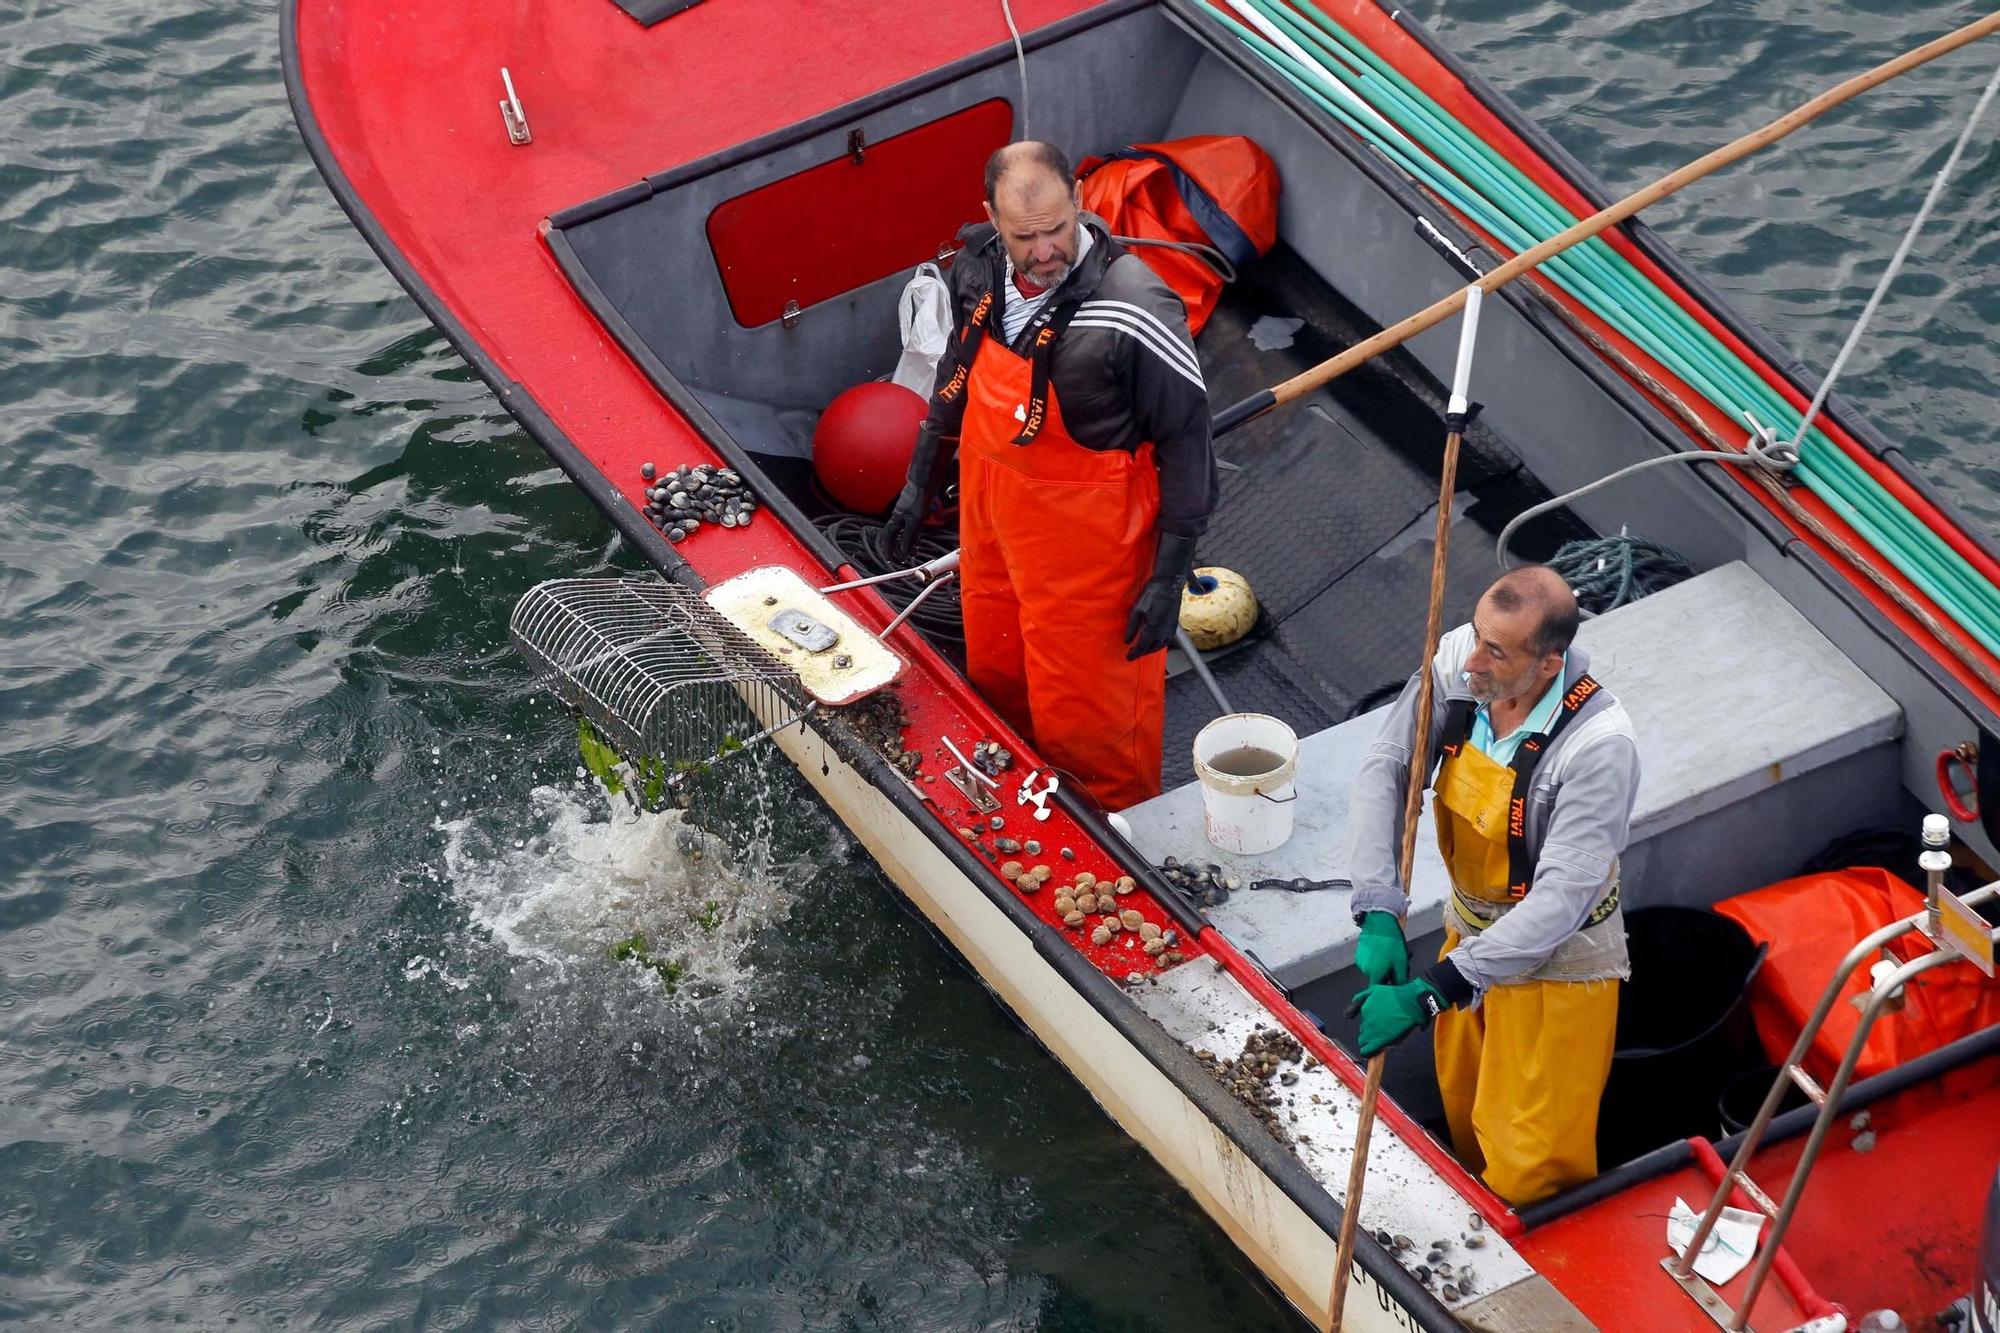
1469, 654, 1568, 765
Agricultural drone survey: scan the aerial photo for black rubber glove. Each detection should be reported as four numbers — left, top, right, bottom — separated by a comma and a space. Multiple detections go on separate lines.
1125, 531, 1198, 661
880, 422, 951, 565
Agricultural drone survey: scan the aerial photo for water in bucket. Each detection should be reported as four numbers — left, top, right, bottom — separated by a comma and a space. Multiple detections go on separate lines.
1193, 713, 1299, 855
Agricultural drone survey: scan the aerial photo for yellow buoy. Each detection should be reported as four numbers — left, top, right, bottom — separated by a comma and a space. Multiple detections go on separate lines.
1179, 566, 1258, 650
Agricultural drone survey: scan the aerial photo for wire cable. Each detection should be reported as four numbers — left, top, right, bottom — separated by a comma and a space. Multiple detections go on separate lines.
814, 513, 966, 645
1495, 428, 1798, 571
1000, 0, 1030, 138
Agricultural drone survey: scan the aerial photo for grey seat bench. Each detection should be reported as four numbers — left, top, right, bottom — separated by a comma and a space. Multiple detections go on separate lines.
1120, 562, 1904, 989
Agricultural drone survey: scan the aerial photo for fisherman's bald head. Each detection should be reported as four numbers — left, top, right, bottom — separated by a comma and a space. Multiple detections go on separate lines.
1485, 565, 1580, 659
1465, 566, 1579, 705
983, 140, 1076, 208
983, 141, 1084, 290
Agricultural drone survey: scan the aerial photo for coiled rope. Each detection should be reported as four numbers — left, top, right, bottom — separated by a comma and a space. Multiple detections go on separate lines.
1547, 535, 1696, 616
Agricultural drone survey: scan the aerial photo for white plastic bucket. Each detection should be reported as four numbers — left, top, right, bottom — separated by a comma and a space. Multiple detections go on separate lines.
1192, 713, 1300, 855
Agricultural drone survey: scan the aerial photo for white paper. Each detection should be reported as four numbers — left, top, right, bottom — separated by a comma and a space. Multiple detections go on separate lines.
1666, 1195, 1765, 1285
891, 263, 953, 396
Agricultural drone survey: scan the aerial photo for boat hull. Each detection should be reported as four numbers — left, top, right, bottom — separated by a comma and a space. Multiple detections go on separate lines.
764, 705, 1439, 1331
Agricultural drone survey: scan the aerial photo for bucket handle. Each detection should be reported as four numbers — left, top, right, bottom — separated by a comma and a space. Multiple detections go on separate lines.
1254, 787, 1297, 805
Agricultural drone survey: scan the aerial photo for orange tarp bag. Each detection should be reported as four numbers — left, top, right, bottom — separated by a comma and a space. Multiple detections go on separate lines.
1714, 867, 2000, 1083
1077, 135, 1280, 336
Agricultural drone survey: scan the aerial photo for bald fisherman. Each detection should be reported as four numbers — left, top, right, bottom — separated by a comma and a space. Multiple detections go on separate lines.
1344, 566, 1638, 1205
881, 140, 1215, 809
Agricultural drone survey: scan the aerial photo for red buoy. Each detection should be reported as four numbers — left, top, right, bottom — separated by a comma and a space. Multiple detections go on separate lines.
812, 381, 927, 516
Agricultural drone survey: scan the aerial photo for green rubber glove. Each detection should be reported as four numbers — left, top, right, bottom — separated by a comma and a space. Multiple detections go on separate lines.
1345, 979, 1445, 1057
1354, 912, 1410, 986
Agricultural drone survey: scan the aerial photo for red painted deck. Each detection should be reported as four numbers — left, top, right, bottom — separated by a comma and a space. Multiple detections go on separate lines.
1522, 1057, 2000, 1329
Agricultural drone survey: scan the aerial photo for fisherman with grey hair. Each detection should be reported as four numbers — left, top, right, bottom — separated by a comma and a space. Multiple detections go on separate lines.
1343, 564, 1638, 1205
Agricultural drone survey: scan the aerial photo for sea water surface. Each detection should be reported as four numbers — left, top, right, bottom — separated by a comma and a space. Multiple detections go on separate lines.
3, 0, 1997, 1327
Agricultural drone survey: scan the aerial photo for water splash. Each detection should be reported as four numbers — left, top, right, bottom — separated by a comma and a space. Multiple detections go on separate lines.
436, 782, 795, 1001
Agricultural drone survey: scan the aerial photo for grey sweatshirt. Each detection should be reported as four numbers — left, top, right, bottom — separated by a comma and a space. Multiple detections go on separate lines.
1348, 624, 1641, 994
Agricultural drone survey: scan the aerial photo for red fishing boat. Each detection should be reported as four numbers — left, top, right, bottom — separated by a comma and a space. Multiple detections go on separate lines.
285, 1, 2000, 1326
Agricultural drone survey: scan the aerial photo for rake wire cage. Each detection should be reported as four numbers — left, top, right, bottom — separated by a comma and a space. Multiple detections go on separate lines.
508, 578, 803, 768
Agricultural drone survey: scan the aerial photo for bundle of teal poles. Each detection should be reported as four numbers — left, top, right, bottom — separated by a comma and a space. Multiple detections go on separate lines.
1197, 0, 2000, 660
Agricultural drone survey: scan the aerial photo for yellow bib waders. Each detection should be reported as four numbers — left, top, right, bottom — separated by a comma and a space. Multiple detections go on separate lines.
1430, 700, 1620, 1207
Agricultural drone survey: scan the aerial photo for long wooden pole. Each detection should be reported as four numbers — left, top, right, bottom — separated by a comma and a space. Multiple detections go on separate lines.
1323, 288, 1482, 1330
1209, 7, 2000, 444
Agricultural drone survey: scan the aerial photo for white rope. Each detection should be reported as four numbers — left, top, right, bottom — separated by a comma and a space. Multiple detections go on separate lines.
1789, 56, 2000, 452
1000, 0, 1030, 138
1496, 413, 1799, 570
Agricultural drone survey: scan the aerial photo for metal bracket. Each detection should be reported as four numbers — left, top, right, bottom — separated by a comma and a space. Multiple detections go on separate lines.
768, 608, 839, 654
781, 300, 802, 329
1659, 1258, 1753, 1332
944, 764, 1000, 814
499, 68, 532, 145
847, 127, 866, 164
1016, 769, 1059, 822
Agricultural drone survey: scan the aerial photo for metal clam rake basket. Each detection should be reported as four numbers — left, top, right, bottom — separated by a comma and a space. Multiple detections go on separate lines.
507, 578, 807, 791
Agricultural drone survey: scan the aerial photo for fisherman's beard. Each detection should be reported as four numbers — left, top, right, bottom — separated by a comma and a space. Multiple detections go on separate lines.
1467, 663, 1541, 706
1026, 256, 1074, 289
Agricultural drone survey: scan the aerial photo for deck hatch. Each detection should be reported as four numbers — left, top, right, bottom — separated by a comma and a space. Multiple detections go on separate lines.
704, 98, 1014, 328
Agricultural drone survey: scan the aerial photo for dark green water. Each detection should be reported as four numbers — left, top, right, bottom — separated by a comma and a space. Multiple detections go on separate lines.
3, 1, 1996, 1328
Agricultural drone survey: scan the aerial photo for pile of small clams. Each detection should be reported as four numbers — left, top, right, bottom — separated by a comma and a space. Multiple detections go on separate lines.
1374, 1217, 1487, 1305
997, 866, 1190, 971
638, 461, 757, 543
831, 691, 925, 776
968, 739, 1013, 776
1195, 1025, 1306, 1139
1156, 856, 1242, 908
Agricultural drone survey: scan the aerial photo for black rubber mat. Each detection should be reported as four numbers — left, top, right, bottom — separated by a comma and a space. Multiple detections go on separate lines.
1274, 511, 1509, 707
1200, 401, 1438, 622
1194, 282, 1440, 623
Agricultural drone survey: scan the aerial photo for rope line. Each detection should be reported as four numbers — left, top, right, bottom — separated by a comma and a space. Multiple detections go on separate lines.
1791, 56, 2000, 452
1495, 428, 1798, 572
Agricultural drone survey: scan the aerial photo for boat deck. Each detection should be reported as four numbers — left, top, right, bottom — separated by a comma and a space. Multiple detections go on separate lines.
1521, 1053, 2000, 1327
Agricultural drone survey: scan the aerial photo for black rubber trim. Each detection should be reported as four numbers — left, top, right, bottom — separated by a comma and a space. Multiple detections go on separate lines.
1516, 1138, 1696, 1231
543, 227, 853, 576
547, 0, 1154, 230
1377, 0, 2000, 581
550, 180, 654, 230
280, 3, 687, 586
1715, 1009, 2000, 1164
612, 0, 702, 27
1051, 782, 1208, 938
284, 10, 1461, 1326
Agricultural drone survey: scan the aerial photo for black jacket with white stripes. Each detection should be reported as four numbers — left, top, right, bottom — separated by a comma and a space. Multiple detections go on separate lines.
923, 215, 1217, 540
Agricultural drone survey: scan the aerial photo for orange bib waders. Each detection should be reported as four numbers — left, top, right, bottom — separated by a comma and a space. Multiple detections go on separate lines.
955, 331, 1165, 810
